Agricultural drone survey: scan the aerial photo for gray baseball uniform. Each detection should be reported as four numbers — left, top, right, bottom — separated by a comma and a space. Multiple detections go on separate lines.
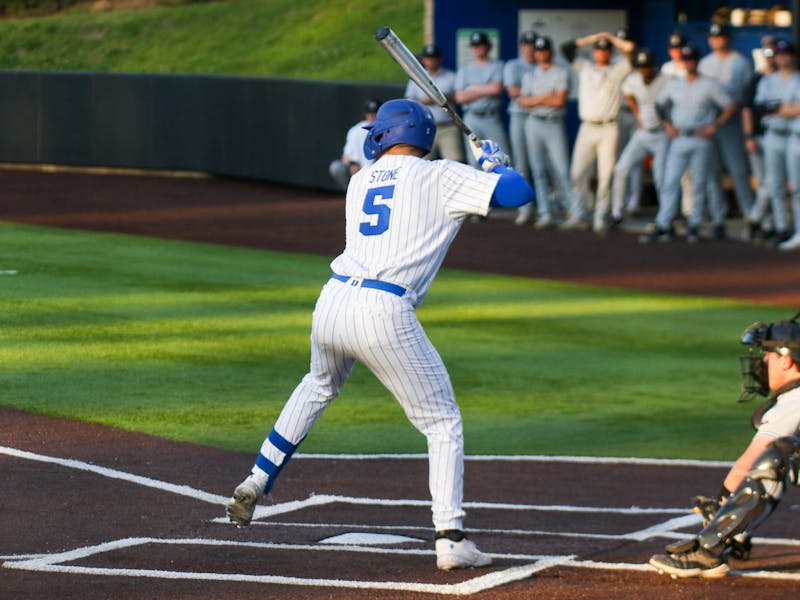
699, 50, 755, 220
784, 76, 800, 239
656, 75, 733, 230
520, 63, 573, 221
329, 120, 373, 190
456, 60, 510, 167
405, 69, 465, 162
755, 71, 799, 234
504, 56, 537, 180
612, 71, 670, 220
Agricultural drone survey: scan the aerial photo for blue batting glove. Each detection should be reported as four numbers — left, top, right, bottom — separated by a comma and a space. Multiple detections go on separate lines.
476, 139, 510, 172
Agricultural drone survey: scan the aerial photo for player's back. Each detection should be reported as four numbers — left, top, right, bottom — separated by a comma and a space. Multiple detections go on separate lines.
330, 154, 496, 305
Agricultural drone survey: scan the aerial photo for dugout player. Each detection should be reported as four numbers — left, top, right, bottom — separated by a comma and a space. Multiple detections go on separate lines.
611, 48, 669, 228
225, 99, 533, 570
455, 31, 510, 169
329, 99, 381, 191
518, 35, 574, 229
503, 30, 539, 225
699, 23, 755, 239
650, 314, 800, 578
560, 31, 634, 233
404, 44, 465, 162
642, 44, 737, 243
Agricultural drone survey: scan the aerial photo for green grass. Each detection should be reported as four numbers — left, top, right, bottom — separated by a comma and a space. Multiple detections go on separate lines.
0, 0, 423, 80
1, 221, 788, 460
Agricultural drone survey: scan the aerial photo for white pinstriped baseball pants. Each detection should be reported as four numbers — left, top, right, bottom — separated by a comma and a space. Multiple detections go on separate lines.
263, 279, 466, 531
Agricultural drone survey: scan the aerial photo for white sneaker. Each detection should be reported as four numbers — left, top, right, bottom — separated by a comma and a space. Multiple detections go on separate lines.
534, 214, 553, 229
435, 535, 492, 570
514, 205, 532, 226
779, 232, 800, 251
225, 478, 262, 527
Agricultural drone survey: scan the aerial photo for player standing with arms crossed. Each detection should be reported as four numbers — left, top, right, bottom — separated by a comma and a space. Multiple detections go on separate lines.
225, 99, 533, 570
503, 30, 539, 225
404, 44, 465, 162
455, 31, 510, 168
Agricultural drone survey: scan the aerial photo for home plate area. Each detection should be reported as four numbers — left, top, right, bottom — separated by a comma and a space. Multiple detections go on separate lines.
3, 437, 800, 598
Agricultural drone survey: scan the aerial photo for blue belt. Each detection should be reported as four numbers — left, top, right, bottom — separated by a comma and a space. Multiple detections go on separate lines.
330, 273, 406, 297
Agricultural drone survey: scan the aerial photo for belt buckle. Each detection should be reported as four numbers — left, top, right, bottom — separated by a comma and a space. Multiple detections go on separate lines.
348, 277, 362, 287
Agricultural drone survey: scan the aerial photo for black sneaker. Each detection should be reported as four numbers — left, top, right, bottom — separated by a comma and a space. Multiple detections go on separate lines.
747, 221, 763, 242
727, 534, 752, 561
649, 539, 729, 578
686, 227, 700, 244
639, 225, 673, 244
767, 229, 793, 248
712, 224, 726, 240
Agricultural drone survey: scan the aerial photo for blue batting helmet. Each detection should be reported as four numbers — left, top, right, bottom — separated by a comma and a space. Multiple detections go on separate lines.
363, 99, 436, 159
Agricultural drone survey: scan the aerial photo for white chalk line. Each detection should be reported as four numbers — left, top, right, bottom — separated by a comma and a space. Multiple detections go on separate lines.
2, 537, 573, 596
3, 444, 799, 586
0, 445, 227, 506
294, 453, 734, 468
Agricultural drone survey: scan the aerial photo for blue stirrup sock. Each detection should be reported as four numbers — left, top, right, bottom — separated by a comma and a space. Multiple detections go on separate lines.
252, 428, 301, 494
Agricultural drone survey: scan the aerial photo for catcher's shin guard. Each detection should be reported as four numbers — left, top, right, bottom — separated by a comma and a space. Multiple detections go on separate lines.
697, 435, 800, 552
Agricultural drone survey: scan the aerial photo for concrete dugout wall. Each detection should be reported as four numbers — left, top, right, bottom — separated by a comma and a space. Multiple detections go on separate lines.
0, 70, 403, 191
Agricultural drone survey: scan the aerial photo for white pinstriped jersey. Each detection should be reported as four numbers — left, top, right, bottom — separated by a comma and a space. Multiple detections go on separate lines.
330, 154, 499, 306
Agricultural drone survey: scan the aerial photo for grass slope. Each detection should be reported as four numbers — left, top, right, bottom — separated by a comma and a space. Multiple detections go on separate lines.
0, 222, 787, 459
0, 0, 423, 79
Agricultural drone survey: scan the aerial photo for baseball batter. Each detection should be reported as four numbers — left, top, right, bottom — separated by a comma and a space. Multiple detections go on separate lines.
225, 99, 533, 571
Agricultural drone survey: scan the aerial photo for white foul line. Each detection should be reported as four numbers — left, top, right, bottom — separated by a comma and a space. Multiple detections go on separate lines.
2, 537, 575, 596
0, 445, 228, 505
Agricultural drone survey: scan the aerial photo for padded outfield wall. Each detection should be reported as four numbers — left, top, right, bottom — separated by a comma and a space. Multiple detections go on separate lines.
0, 70, 403, 191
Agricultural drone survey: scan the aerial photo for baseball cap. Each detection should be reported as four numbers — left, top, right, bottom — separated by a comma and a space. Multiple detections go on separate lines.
633, 48, 656, 68
680, 44, 700, 62
668, 31, 687, 48
774, 39, 795, 55
519, 30, 537, 44
470, 31, 490, 46
534, 36, 552, 51
594, 37, 613, 51
708, 22, 731, 37
421, 44, 441, 58
364, 98, 382, 114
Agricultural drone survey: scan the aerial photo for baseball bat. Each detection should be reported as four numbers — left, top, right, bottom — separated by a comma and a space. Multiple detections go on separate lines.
375, 26, 481, 150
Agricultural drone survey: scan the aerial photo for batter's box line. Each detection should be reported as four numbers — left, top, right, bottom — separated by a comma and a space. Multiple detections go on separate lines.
2, 537, 575, 596
232, 492, 691, 523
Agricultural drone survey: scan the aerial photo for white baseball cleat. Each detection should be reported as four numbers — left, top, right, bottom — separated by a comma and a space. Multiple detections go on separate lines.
435, 532, 493, 570
779, 232, 800, 251
225, 478, 262, 527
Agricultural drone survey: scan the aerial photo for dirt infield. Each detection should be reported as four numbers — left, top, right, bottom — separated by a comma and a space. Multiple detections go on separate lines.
2, 168, 800, 599
1, 167, 799, 306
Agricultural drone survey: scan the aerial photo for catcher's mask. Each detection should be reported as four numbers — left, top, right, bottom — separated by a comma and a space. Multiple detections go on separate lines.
739, 312, 800, 402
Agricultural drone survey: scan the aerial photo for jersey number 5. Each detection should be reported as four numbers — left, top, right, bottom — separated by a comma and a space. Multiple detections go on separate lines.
359, 185, 395, 236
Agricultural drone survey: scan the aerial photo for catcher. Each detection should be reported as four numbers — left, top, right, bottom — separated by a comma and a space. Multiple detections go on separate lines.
650, 313, 800, 578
